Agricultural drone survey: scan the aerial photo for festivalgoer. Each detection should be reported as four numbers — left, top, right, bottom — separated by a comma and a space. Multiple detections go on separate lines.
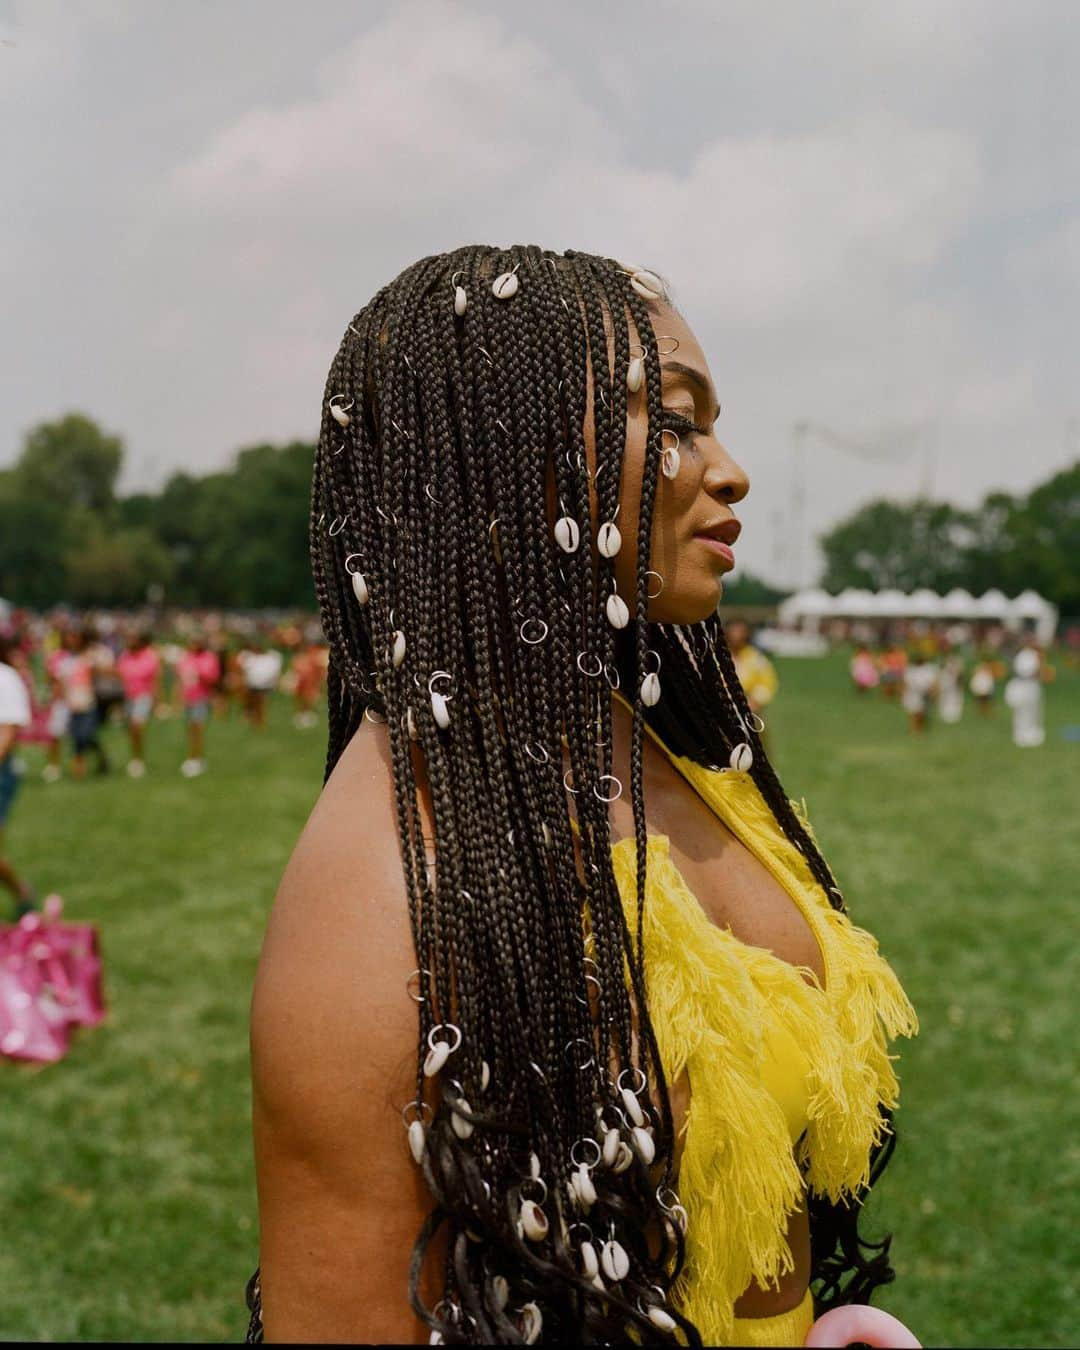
55, 628, 109, 778
936, 650, 965, 725
290, 635, 327, 730
849, 644, 880, 695
117, 630, 161, 777
1004, 646, 1047, 748
176, 633, 220, 777
969, 654, 997, 716
89, 630, 125, 729
900, 650, 939, 734
725, 617, 779, 718
247, 247, 918, 1346
0, 633, 36, 916
239, 635, 283, 731
878, 643, 907, 700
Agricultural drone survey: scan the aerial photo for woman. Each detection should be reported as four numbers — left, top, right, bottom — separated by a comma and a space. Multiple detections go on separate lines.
248, 246, 918, 1345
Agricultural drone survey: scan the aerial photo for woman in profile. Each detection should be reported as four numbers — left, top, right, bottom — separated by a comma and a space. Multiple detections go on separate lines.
248, 246, 918, 1345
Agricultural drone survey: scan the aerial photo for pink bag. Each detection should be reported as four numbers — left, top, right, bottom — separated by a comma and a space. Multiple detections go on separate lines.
0, 895, 106, 1064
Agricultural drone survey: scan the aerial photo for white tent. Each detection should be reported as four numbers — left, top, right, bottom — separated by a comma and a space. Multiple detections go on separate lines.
1008, 590, 1059, 643
776, 587, 1058, 641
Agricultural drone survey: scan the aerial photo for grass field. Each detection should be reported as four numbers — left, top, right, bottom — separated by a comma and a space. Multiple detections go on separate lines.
1, 654, 1077, 1344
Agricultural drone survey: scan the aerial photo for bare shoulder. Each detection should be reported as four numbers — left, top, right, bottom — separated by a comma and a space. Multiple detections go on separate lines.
251, 723, 437, 1343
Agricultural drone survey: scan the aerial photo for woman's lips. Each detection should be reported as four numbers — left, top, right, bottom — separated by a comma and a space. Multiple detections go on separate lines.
695, 536, 736, 568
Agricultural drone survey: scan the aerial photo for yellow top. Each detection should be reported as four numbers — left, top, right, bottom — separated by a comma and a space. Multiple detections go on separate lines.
733, 644, 780, 710
602, 694, 919, 1344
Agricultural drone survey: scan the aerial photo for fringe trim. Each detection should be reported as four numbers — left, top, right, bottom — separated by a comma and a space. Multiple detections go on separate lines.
609, 767, 918, 1346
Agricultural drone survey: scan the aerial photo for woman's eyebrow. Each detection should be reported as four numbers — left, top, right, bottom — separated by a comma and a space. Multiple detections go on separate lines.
660, 360, 722, 420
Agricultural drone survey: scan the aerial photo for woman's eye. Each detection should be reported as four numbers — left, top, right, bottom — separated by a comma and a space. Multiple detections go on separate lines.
661, 409, 709, 437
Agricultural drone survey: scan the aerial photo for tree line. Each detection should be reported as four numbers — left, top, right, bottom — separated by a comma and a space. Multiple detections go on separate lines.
0, 413, 1076, 614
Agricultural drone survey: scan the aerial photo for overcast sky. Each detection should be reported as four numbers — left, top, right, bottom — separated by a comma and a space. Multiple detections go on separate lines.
2, 0, 1077, 585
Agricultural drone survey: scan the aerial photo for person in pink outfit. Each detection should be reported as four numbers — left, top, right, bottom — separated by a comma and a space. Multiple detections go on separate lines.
117, 630, 161, 778
176, 634, 221, 777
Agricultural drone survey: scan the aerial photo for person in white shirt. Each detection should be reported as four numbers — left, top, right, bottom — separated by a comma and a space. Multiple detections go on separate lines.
0, 634, 36, 916
240, 636, 284, 731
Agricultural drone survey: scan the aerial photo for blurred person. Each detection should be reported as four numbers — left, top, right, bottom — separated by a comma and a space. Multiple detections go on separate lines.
290, 637, 327, 730
117, 630, 161, 777
55, 628, 109, 778
240, 636, 283, 731
878, 643, 907, 700
0, 634, 36, 916
177, 633, 220, 777
89, 630, 125, 728
725, 617, 778, 716
900, 650, 939, 734
849, 644, 879, 695
936, 651, 965, 725
969, 654, 997, 716
1004, 645, 1049, 748
209, 631, 233, 718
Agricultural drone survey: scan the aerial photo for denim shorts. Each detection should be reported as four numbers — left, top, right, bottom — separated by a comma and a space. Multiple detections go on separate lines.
0, 756, 21, 827
69, 709, 100, 753
185, 700, 210, 724
126, 694, 154, 724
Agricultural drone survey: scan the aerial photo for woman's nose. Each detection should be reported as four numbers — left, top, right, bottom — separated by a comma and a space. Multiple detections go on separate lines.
703, 439, 750, 504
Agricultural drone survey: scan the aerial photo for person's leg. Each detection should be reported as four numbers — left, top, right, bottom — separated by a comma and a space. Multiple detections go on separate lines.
0, 765, 34, 913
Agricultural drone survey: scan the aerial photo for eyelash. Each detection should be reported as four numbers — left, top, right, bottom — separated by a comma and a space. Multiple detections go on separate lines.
660, 409, 711, 439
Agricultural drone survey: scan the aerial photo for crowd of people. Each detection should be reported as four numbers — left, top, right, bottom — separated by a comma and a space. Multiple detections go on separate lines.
846, 626, 1056, 744
0, 611, 328, 919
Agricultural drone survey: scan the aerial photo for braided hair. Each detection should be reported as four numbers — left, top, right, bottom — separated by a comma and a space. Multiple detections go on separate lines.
248, 245, 899, 1344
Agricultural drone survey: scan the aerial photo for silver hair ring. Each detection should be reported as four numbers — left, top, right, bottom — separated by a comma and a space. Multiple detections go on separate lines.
577, 652, 603, 678
570, 1136, 602, 1168
525, 741, 550, 764
529, 1060, 548, 1084
406, 968, 431, 1003
344, 554, 364, 575
389, 418, 412, 438
328, 514, 349, 537
604, 663, 621, 689
402, 354, 413, 372
425, 482, 441, 505
646, 570, 664, 598
494, 418, 511, 436
656, 336, 681, 356
746, 710, 766, 734
428, 671, 453, 695
593, 774, 623, 803
565, 447, 585, 474
520, 1175, 548, 1205
477, 345, 495, 366
400, 1099, 432, 1127
565, 1042, 596, 1074
520, 618, 549, 645
617, 1066, 647, 1095
331, 438, 346, 457
427, 1023, 462, 1053
329, 394, 353, 412
563, 768, 579, 795
364, 706, 388, 723
451, 270, 465, 286
375, 503, 398, 525
643, 649, 661, 676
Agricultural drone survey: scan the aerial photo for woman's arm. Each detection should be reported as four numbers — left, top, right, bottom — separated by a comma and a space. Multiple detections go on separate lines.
251, 740, 441, 1343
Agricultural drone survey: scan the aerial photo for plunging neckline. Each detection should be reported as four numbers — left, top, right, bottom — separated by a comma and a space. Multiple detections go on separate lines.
607, 689, 831, 992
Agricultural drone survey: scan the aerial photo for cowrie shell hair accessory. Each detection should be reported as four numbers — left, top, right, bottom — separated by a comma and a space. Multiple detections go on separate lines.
428, 671, 453, 730
602, 1127, 621, 1167
492, 1275, 509, 1311
597, 515, 622, 558
660, 428, 681, 479
729, 742, 754, 772
329, 395, 353, 427
641, 672, 661, 706
423, 1022, 462, 1077
612, 1141, 634, 1172
480, 1060, 491, 1092
390, 630, 406, 669
601, 1238, 631, 1282
492, 265, 520, 299
451, 1097, 475, 1140
630, 268, 665, 301
345, 555, 370, 605
401, 1100, 432, 1164
554, 515, 581, 553
451, 271, 468, 316
631, 1125, 656, 1164
519, 1302, 542, 1345
606, 591, 630, 630
519, 1198, 548, 1242
580, 1239, 600, 1278
626, 344, 646, 394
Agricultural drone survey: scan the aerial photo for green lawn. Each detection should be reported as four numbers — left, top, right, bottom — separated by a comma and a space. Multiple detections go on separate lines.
1, 657, 1077, 1344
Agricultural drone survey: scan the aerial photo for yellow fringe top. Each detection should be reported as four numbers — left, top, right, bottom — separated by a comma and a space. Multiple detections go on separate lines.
606, 712, 919, 1345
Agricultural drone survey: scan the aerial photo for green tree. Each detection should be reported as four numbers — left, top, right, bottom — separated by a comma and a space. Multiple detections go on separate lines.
820, 498, 978, 592
14, 413, 124, 515
63, 516, 174, 607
